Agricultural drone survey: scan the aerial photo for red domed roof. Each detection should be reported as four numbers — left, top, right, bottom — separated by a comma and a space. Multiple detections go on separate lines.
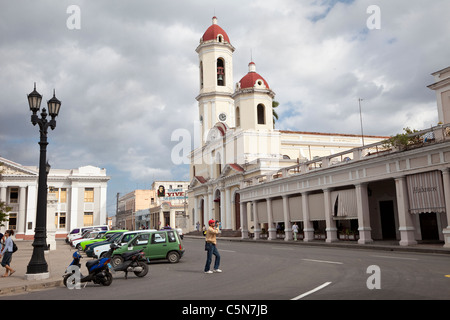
239, 62, 270, 89
201, 17, 231, 43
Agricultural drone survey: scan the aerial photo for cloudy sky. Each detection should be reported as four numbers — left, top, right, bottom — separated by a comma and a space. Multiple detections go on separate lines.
1, 0, 449, 216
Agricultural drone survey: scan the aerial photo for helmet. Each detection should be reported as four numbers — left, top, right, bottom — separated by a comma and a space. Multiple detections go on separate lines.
209, 219, 215, 226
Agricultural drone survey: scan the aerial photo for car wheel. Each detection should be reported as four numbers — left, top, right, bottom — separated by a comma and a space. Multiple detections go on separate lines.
76, 244, 82, 250
111, 255, 123, 267
167, 251, 180, 263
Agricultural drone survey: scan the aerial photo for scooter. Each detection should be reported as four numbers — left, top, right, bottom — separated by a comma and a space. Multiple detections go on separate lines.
63, 250, 113, 288
107, 244, 149, 279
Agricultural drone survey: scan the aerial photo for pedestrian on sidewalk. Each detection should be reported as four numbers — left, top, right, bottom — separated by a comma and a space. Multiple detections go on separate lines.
0, 230, 15, 277
204, 219, 222, 274
292, 222, 299, 241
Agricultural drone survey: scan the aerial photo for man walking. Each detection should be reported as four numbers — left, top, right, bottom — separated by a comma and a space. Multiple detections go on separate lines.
204, 219, 222, 274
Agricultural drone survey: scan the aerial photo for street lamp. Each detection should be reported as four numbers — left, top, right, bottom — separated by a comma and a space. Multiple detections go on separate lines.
26, 83, 61, 277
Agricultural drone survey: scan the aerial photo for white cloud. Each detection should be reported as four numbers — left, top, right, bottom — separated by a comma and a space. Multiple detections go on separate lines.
1, 0, 448, 214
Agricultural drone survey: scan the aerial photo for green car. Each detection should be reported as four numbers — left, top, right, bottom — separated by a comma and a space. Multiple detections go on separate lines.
110, 229, 185, 266
79, 230, 127, 251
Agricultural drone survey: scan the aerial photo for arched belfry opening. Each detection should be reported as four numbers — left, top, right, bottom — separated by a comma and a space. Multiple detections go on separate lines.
217, 58, 225, 86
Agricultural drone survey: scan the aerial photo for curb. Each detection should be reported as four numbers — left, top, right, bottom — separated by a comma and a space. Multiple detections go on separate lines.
0, 279, 63, 296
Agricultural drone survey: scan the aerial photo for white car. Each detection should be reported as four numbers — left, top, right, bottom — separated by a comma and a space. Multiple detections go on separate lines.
93, 230, 156, 258
66, 225, 108, 243
71, 230, 104, 250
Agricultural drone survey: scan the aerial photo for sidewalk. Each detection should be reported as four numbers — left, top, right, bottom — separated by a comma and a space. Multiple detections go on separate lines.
0, 239, 72, 296
0, 237, 449, 296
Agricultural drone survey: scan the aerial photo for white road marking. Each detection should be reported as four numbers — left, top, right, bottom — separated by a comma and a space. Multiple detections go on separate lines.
220, 249, 236, 253
302, 259, 343, 265
291, 282, 332, 300
371, 255, 419, 261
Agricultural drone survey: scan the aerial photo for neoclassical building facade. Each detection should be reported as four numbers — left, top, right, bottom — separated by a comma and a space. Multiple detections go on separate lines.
187, 17, 387, 232
0, 157, 110, 239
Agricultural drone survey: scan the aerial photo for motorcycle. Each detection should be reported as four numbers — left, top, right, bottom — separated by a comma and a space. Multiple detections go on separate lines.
63, 250, 113, 288
107, 243, 149, 279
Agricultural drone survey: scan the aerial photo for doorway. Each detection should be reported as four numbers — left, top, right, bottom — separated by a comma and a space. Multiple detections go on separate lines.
379, 201, 397, 240
419, 212, 439, 241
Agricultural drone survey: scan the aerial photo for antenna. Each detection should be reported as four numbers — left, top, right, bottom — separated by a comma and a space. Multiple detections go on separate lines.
358, 98, 365, 146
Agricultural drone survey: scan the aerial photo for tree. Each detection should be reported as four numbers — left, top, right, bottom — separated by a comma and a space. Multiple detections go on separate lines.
272, 100, 279, 128
0, 202, 11, 227
383, 127, 421, 150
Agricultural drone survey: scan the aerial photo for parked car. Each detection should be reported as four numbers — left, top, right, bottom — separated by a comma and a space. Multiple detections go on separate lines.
79, 230, 127, 251
110, 229, 185, 266
66, 225, 109, 243
93, 230, 156, 259
85, 231, 127, 258
72, 230, 105, 250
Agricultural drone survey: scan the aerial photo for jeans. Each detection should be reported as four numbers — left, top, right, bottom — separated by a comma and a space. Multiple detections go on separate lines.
204, 242, 220, 272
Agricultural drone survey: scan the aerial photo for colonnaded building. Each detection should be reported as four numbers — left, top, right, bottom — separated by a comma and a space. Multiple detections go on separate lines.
187, 18, 450, 248
187, 17, 388, 233
0, 157, 110, 239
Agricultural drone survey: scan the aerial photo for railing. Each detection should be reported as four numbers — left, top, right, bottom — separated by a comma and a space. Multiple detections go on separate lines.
241, 124, 450, 188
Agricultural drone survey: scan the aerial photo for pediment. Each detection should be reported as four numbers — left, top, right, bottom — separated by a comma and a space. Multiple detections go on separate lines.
220, 163, 245, 178
0, 157, 37, 176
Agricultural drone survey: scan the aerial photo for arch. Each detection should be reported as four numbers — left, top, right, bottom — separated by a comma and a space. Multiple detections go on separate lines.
217, 58, 225, 86
257, 103, 265, 124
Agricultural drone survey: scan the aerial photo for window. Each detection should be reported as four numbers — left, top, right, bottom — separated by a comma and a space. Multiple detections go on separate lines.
55, 212, 66, 229
8, 213, 17, 230
151, 232, 167, 244
132, 233, 150, 246
83, 212, 93, 226
60, 188, 67, 203
9, 188, 18, 204
236, 107, 240, 127
84, 188, 94, 202
217, 58, 225, 86
257, 104, 265, 124
200, 61, 204, 89
168, 231, 177, 242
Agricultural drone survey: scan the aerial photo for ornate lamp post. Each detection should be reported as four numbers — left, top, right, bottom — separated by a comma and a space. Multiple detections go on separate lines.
26, 83, 61, 277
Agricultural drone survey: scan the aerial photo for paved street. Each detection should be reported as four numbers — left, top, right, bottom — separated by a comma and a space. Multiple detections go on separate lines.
3, 237, 450, 301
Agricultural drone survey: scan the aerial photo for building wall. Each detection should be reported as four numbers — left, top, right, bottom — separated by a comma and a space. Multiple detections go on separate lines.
0, 158, 110, 239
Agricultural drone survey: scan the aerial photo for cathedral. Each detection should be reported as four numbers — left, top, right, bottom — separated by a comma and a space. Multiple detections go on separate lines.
187, 17, 387, 233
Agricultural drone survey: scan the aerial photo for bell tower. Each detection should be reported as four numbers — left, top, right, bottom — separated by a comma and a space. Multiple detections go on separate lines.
196, 17, 235, 144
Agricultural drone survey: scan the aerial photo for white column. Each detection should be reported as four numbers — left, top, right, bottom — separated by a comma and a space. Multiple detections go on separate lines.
395, 176, 417, 246
441, 169, 450, 247
220, 188, 225, 225
240, 201, 249, 239
267, 198, 276, 240
70, 182, 79, 231
18, 186, 26, 236
225, 187, 231, 229
282, 195, 292, 241
302, 192, 314, 242
253, 200, 261, 239
208, 191, 213, 220
324, 188, 338, 242
355, 183, 373, 244
25, 183, 37, 236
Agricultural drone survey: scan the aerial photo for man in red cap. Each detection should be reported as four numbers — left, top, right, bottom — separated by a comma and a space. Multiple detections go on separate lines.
204, 219, 222, 274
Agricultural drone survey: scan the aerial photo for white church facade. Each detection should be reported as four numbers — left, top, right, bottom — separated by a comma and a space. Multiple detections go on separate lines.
187, 17, 388, 233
